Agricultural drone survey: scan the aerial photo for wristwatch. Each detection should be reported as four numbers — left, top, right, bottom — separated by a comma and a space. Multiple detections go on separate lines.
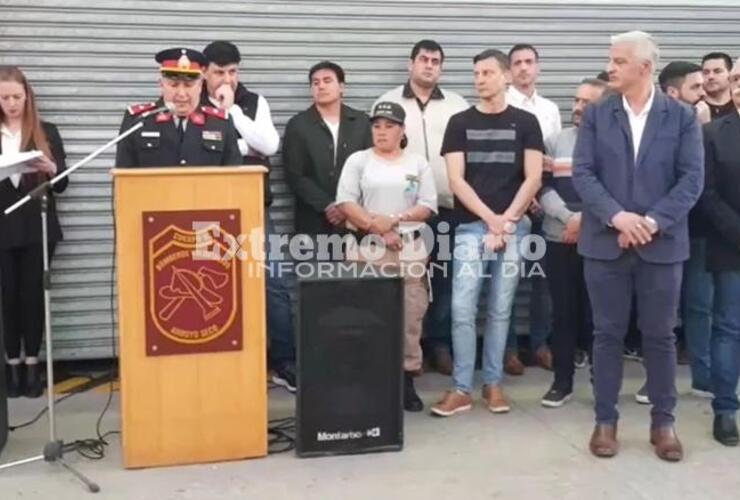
644, 216, 659, 233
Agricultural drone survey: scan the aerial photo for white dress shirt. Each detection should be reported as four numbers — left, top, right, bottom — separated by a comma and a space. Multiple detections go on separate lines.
323, 118, 340, 163
622, 85, 655, 162
1, 124, 23, 187
173, 116, 188, 132
506, 85, 562, 145
211, 95, 280, 158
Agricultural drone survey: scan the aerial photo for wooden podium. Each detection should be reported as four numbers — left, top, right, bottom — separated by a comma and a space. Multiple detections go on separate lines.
112, 166, 268, 468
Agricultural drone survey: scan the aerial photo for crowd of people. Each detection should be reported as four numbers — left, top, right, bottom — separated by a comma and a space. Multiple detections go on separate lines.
1, 29, 738, 462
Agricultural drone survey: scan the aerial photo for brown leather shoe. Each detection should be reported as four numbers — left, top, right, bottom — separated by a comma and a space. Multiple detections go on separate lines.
432, 345, 453, 376
504, 352, 525, 376
589, 424, 618, 458
650, 426, 683, 462
534, 346, 553, 371
482, 384, 511, 413
430, 390, 473, 417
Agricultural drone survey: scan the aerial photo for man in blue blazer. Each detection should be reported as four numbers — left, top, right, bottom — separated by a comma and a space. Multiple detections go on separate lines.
573, 31, 704, 462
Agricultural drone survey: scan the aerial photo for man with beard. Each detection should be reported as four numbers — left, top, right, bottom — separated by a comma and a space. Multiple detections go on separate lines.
702, 52, 735, 119
701, 56, 740, 446
504, 43, 562, 374
657, 61, 715, 402
202, 41, 279, 203
539, 78, 606, 408
374, 40, 469, 376
201, 41, 296, 392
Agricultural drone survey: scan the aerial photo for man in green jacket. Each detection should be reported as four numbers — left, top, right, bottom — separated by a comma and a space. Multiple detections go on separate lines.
283, 61, 372, 238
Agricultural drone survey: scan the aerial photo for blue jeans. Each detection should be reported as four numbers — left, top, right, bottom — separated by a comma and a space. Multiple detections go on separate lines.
265, 214, 295, 365
681, 238, 714, 391
711, 271, 740, 417
451, 217, 531, 393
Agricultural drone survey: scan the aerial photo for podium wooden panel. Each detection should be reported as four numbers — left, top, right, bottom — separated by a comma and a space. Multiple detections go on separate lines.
112, 166, 268, 469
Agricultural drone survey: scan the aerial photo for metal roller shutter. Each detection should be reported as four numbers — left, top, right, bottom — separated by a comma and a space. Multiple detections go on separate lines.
1, 0, 738, 359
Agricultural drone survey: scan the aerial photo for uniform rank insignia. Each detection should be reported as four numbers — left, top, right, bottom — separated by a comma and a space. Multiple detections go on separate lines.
189, 112, 205, 126
127, 102, 158, 116
155, 112, 173, 123
202, 106, 229, 120
203, 131, 223, 141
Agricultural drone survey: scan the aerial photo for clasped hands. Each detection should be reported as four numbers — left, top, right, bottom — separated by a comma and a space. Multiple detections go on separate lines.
611, 211, 658, 249
367, 213, 403, 251
483, 213, 517, 252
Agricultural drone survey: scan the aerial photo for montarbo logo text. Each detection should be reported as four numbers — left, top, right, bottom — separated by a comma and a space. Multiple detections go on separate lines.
317, 427, 381, 442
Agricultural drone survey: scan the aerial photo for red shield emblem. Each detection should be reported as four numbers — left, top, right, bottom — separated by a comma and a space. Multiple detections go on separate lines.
143, 210, 243, 356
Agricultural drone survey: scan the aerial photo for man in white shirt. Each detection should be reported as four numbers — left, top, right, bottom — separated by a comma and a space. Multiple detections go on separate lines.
573, 31, 703, 461
374, 40, 469, 375
201, 41, 296, 392
506, 44, 562, 146
504, 43, 562, 373
202, 41, 279, 201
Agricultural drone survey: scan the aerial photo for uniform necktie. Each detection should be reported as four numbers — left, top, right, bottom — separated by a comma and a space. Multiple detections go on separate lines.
177, 118, 185, 143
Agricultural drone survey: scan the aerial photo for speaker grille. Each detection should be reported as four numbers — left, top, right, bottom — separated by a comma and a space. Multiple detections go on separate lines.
296, 273, 404, 457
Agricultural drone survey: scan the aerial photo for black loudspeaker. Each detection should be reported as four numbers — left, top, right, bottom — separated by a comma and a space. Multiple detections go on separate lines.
0, 270, 8, 455
296, 264, 404, 457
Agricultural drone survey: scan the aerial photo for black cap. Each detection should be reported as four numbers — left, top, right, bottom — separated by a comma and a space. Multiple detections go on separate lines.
203, 41, 241, 66
370, 101, 406, 124
155, 48, 207, 79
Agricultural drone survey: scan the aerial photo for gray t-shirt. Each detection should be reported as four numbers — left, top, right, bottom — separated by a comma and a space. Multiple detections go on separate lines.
542, 126, 580, 242
336, 148, 438, 231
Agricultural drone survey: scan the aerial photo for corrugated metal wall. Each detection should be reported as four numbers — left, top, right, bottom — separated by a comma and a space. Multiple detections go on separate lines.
1, 0, 739, 359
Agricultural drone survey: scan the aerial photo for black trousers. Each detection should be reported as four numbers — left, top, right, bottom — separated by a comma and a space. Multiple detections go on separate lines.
546, 241, 593, 390
422, 207, 457, 351
624, 293, 642, 352
0, 243, 55, 359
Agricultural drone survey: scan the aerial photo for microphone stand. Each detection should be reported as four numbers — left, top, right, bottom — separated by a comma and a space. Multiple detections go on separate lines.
0, 110, 161, 493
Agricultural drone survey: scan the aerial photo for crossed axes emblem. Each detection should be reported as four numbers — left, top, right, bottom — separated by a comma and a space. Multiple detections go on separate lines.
158, 266, 229, 321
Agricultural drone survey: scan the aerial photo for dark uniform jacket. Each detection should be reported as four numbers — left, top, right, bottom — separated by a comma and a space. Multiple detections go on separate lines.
283, 104, 372, 235
0, 121, 68, 249
115, 99, 242, 168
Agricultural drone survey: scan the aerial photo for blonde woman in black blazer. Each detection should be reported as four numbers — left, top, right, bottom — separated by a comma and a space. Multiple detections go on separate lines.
0, 66, 68, 398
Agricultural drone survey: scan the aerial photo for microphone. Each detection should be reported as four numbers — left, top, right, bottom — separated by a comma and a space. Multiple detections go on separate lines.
138, 101, 175, 119
4, 103, 181, 216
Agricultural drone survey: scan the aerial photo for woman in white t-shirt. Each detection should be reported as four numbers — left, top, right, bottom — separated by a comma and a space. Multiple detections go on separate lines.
335, 101, 437, 412
0, 66, 68, 398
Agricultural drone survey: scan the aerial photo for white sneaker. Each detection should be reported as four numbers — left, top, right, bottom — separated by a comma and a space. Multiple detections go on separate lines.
690, 388, 713, 399
635, 384, 650, 405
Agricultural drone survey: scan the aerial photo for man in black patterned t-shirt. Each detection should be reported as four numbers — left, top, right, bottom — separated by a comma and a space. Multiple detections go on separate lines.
431, 49, 543, 417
